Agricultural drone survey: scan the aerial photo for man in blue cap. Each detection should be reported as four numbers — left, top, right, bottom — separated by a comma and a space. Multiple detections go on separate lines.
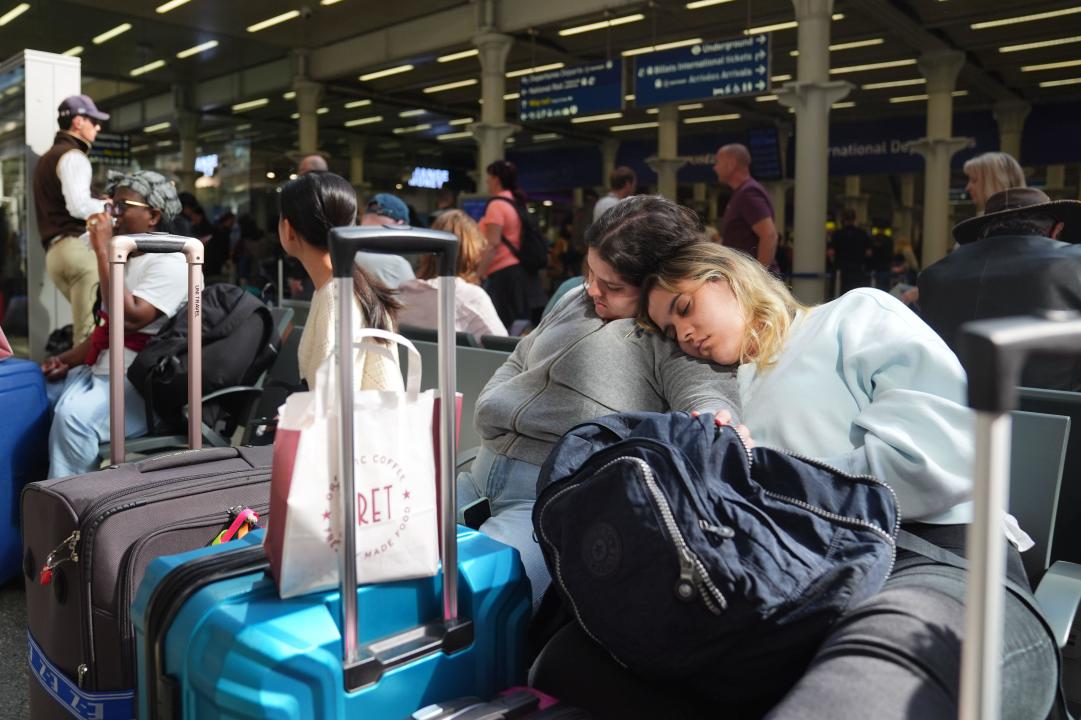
32, 94, 111, 344
357, 192, 415, 288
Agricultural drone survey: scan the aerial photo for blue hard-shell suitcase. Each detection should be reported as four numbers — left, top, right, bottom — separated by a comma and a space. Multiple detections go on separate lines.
133, 226, 532, 719
0, 357, 49, 582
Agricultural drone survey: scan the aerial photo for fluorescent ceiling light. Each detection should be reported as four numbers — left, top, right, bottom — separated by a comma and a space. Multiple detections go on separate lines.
646, 108, 659, 114
756, 94, 779, 102
246, 10, 300, 33
503, 92, 520, 100
344, 99, 371, 108
972, 7, 1081, 30
437, 131, 473, 141
625, 94, 635, 100
571, 112, 623, 123
236, 124, 251, 131
832, 101, 856, 109
559, 13, 644, 37
290, 112, 300, 119
62, 46, 84, 57
130, 59, 166, 77
344, 115, 382, 127
746, 13, 843, 34
131, 144, 150, 153
360, 64, 414, 81
790, 37, 883, 56
1021, 58, 1081, 72
399, 109, 426, 117
1040, 77, 1081, 87
534, 133, 561, 141
684, 113, 740, 124
862, 78, 925, 90
0, 3, 29, 25
231, 98, 269, 112
143, 122, 170, 133
771, 74, 791, 82
283, 91, 296, 100
438, 49, 478, 63
449, 117, 473, 125
176, 40, 218, 59
320, 0, 344, 4
155, 0, 190, 12
830, 58, 916, 75
999, 35, 1081, 53
611, 121, 659, 131
678, 103, 704, 110
155, 140, 172, 147
889, 90, 968, 104
393, 123, 431, 135
424, 78, 477, 93
507, 63, 564, 78
623, 38, 703, 57
687, 0, 736, 8
93, 23, 132, 45
317, 107, 329, 115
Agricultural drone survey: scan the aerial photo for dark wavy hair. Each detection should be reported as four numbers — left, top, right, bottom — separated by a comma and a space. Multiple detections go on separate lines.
486, 159, 527, 204
279, 172, 399, 331
585, 195, 706, 287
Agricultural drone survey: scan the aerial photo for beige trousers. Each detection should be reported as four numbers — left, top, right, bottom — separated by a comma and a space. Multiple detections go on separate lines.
45, 235, 99, 344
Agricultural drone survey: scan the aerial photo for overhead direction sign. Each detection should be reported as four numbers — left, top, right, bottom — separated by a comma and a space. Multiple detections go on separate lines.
634, 34, 770, 107
519, 60, 623, 122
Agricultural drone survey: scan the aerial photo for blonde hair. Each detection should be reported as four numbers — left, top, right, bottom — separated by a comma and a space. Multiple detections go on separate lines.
963, 152, 1026, 212
420, 210, 485, 284
640, 242, 806, 368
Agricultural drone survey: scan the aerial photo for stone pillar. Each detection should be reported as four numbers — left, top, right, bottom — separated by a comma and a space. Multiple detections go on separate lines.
776, 0, 851, 303
911, 50, 967, 266
294, 78, 323, 155
601, 138, 619, 190
842, 175, 870, 225
176, 110, 200, 192
573, 187, 584, 206
348, 135, 369, 193
993, 100, 1029, 161
693, 183, 707, 203
471, 32, 517, 180
777, 123, 794, 179
1046, 165, 1066, 197
892, 174, 917, 261
708, 187, 720, 224
767, 181, 793, 244
647, 104, 685, 201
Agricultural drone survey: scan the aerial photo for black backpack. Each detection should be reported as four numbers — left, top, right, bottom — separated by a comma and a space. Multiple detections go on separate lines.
486, 196, 549, 273
128, 285, 281, 434
534, 411, 899, 706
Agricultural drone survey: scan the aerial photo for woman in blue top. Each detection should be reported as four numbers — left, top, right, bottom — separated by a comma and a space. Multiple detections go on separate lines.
638, 241, 1058, 719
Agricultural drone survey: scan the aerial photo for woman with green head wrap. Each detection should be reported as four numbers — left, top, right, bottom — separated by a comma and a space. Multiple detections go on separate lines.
40, 170, 191, 478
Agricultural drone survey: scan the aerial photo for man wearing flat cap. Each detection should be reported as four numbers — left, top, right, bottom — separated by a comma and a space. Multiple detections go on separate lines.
919, 187, 1081, 390
32, 94, 111, 344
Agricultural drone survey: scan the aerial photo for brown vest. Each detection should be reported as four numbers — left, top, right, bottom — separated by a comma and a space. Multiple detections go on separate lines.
33, 131, 92, 248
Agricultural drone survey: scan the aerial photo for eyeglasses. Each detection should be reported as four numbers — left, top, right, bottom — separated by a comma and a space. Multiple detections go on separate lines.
108, 199, 152, 216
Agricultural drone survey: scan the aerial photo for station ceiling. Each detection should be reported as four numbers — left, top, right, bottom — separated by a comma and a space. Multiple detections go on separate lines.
4, 0, 1081, 167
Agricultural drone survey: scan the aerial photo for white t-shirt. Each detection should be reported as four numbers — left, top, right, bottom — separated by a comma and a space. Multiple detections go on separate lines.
297, 281, 403, 392
396, 277, 507, 341
92, 252, 189, 376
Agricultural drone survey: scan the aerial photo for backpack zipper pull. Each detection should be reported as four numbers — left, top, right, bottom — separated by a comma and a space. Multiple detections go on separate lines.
39, 530, 80, 586
674, 548, 698, 602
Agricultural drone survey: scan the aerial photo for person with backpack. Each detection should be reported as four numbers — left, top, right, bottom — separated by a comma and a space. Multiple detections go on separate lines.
39, 170, 189, 478
478, 160, 548, 328
277, 172, 401, 393
627, 241, 1057, 718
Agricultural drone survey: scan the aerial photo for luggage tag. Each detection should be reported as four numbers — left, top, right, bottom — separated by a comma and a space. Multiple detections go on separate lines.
211, 507, 260, 546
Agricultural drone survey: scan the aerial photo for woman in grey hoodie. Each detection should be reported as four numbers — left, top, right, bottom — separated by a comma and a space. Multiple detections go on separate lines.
460, 195, 741, 605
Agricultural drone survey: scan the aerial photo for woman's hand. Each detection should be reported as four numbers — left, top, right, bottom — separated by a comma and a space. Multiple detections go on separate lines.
40, 356, 70, 382
87, 210, 114, 254
692, 409, 756, 448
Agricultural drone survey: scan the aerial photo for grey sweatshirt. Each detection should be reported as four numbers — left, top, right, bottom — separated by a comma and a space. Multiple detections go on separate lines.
475, 288, 740, 465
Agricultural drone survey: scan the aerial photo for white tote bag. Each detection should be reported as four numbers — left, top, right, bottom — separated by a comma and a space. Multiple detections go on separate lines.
267, 329, 440, 599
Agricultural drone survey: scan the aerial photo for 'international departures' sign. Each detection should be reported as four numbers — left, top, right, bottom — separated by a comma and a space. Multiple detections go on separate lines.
519, 60, 623, 121
634, 34, 770, 107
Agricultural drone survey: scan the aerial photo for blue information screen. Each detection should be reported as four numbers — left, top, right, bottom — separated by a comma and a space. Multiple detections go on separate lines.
519, 60, 623, 121
634, 34, 770, 107
747, 127, 782, 181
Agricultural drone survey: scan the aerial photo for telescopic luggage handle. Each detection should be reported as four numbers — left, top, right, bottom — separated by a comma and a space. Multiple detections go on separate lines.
956, 311, 1081, 720
107, 234, 204, 465
328, 225, 466, 691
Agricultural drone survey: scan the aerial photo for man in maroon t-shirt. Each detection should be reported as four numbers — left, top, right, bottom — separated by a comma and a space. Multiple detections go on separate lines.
715, 143, 779, 268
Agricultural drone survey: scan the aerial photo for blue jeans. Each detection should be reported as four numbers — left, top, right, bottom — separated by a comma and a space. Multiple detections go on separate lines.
46, 365, 150, 478
457, 446, 548, 607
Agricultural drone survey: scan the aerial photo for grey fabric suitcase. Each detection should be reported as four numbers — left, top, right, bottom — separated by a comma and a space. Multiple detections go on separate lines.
21, 235, 274, 719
